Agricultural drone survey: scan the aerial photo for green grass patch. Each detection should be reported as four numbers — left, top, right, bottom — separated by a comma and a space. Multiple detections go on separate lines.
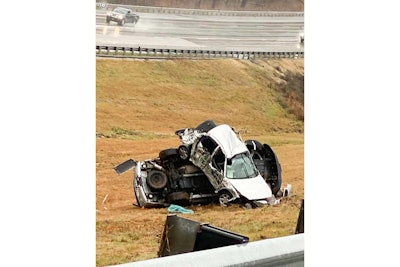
96, 127, 171, 140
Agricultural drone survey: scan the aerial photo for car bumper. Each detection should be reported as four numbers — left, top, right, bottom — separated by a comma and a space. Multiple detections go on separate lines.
106, 16, 123, 23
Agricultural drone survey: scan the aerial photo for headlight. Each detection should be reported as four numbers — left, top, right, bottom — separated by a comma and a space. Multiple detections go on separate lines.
118, 14, 123, 19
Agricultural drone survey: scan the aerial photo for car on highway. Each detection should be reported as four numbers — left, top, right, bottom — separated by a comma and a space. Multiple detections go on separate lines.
114, 120, 285, 208
106, 7, 139, 26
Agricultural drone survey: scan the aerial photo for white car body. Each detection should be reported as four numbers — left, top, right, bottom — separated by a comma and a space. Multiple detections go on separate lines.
195, 124, 272, 200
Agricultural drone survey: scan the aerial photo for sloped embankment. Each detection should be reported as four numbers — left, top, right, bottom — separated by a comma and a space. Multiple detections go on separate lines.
96, 58, 304, 266
96, 58, 304, 138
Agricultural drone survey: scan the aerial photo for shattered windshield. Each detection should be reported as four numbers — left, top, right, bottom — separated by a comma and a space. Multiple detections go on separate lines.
225, 153, 259, 179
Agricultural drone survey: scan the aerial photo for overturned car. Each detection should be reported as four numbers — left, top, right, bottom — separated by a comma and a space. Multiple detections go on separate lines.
114, 120, 284, 208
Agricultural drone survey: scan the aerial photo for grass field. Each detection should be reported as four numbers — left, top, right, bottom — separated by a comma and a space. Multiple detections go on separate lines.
96, 58, 304, 266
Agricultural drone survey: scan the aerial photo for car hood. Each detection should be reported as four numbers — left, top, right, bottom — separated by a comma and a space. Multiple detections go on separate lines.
226, 175, 272, 200
110, 12, 124, 16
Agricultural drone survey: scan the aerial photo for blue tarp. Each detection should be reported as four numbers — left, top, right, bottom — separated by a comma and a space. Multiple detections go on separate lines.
168, 204, 194, 214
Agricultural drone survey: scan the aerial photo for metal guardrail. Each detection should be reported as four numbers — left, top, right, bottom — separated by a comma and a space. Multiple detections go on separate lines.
96, 3, 304, 17
96, 45, 304, 60
107, 233, 304, 267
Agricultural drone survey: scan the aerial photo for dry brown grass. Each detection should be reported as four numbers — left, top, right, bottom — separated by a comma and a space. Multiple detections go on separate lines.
96, 58, 304, 266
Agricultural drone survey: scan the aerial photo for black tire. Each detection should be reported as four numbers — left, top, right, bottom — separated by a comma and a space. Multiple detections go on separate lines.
118, 19, 124, 26
218, 190, 233, 205
106, 19, 110, 23
167, 191, 190, 206
269, 175, 282, 196
178, 144, 191, 161
263, 144, 282, 196
245, 139, 265, 159
159, 148, 178, 161
146, 170, 168, 190
195, 120, 216, 132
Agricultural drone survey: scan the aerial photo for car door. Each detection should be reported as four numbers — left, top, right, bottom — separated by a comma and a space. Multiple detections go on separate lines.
126, 10, 133, 23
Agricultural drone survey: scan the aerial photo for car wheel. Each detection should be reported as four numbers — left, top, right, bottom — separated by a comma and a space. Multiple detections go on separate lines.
119, 19, 124, 26
106, 19, 110, 23
262, 144, 282, 196
245, 139, 265, 159
195, 120, 216, 132
147, 170, 168, 190
178, 145, 191, 161
159, 148, 178, 161
269, 174, 282, 196
167, 192, 190, 206
218, 190, 233, 206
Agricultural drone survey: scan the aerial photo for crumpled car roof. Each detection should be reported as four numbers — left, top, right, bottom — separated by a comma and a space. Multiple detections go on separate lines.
207, 124, 247, 159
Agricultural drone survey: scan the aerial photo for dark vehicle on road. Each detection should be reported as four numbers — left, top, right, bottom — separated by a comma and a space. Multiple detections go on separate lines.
106, 7, 139, 26
114, 120, 286, 208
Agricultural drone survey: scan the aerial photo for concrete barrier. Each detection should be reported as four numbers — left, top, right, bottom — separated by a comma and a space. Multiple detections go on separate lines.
107, 233, 304, 267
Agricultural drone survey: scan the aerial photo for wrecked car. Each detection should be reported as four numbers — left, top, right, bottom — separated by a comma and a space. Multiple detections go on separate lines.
114, 120, 283, 208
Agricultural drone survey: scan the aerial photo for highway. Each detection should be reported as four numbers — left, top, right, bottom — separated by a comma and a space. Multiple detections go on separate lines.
96, 8, 304, 52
